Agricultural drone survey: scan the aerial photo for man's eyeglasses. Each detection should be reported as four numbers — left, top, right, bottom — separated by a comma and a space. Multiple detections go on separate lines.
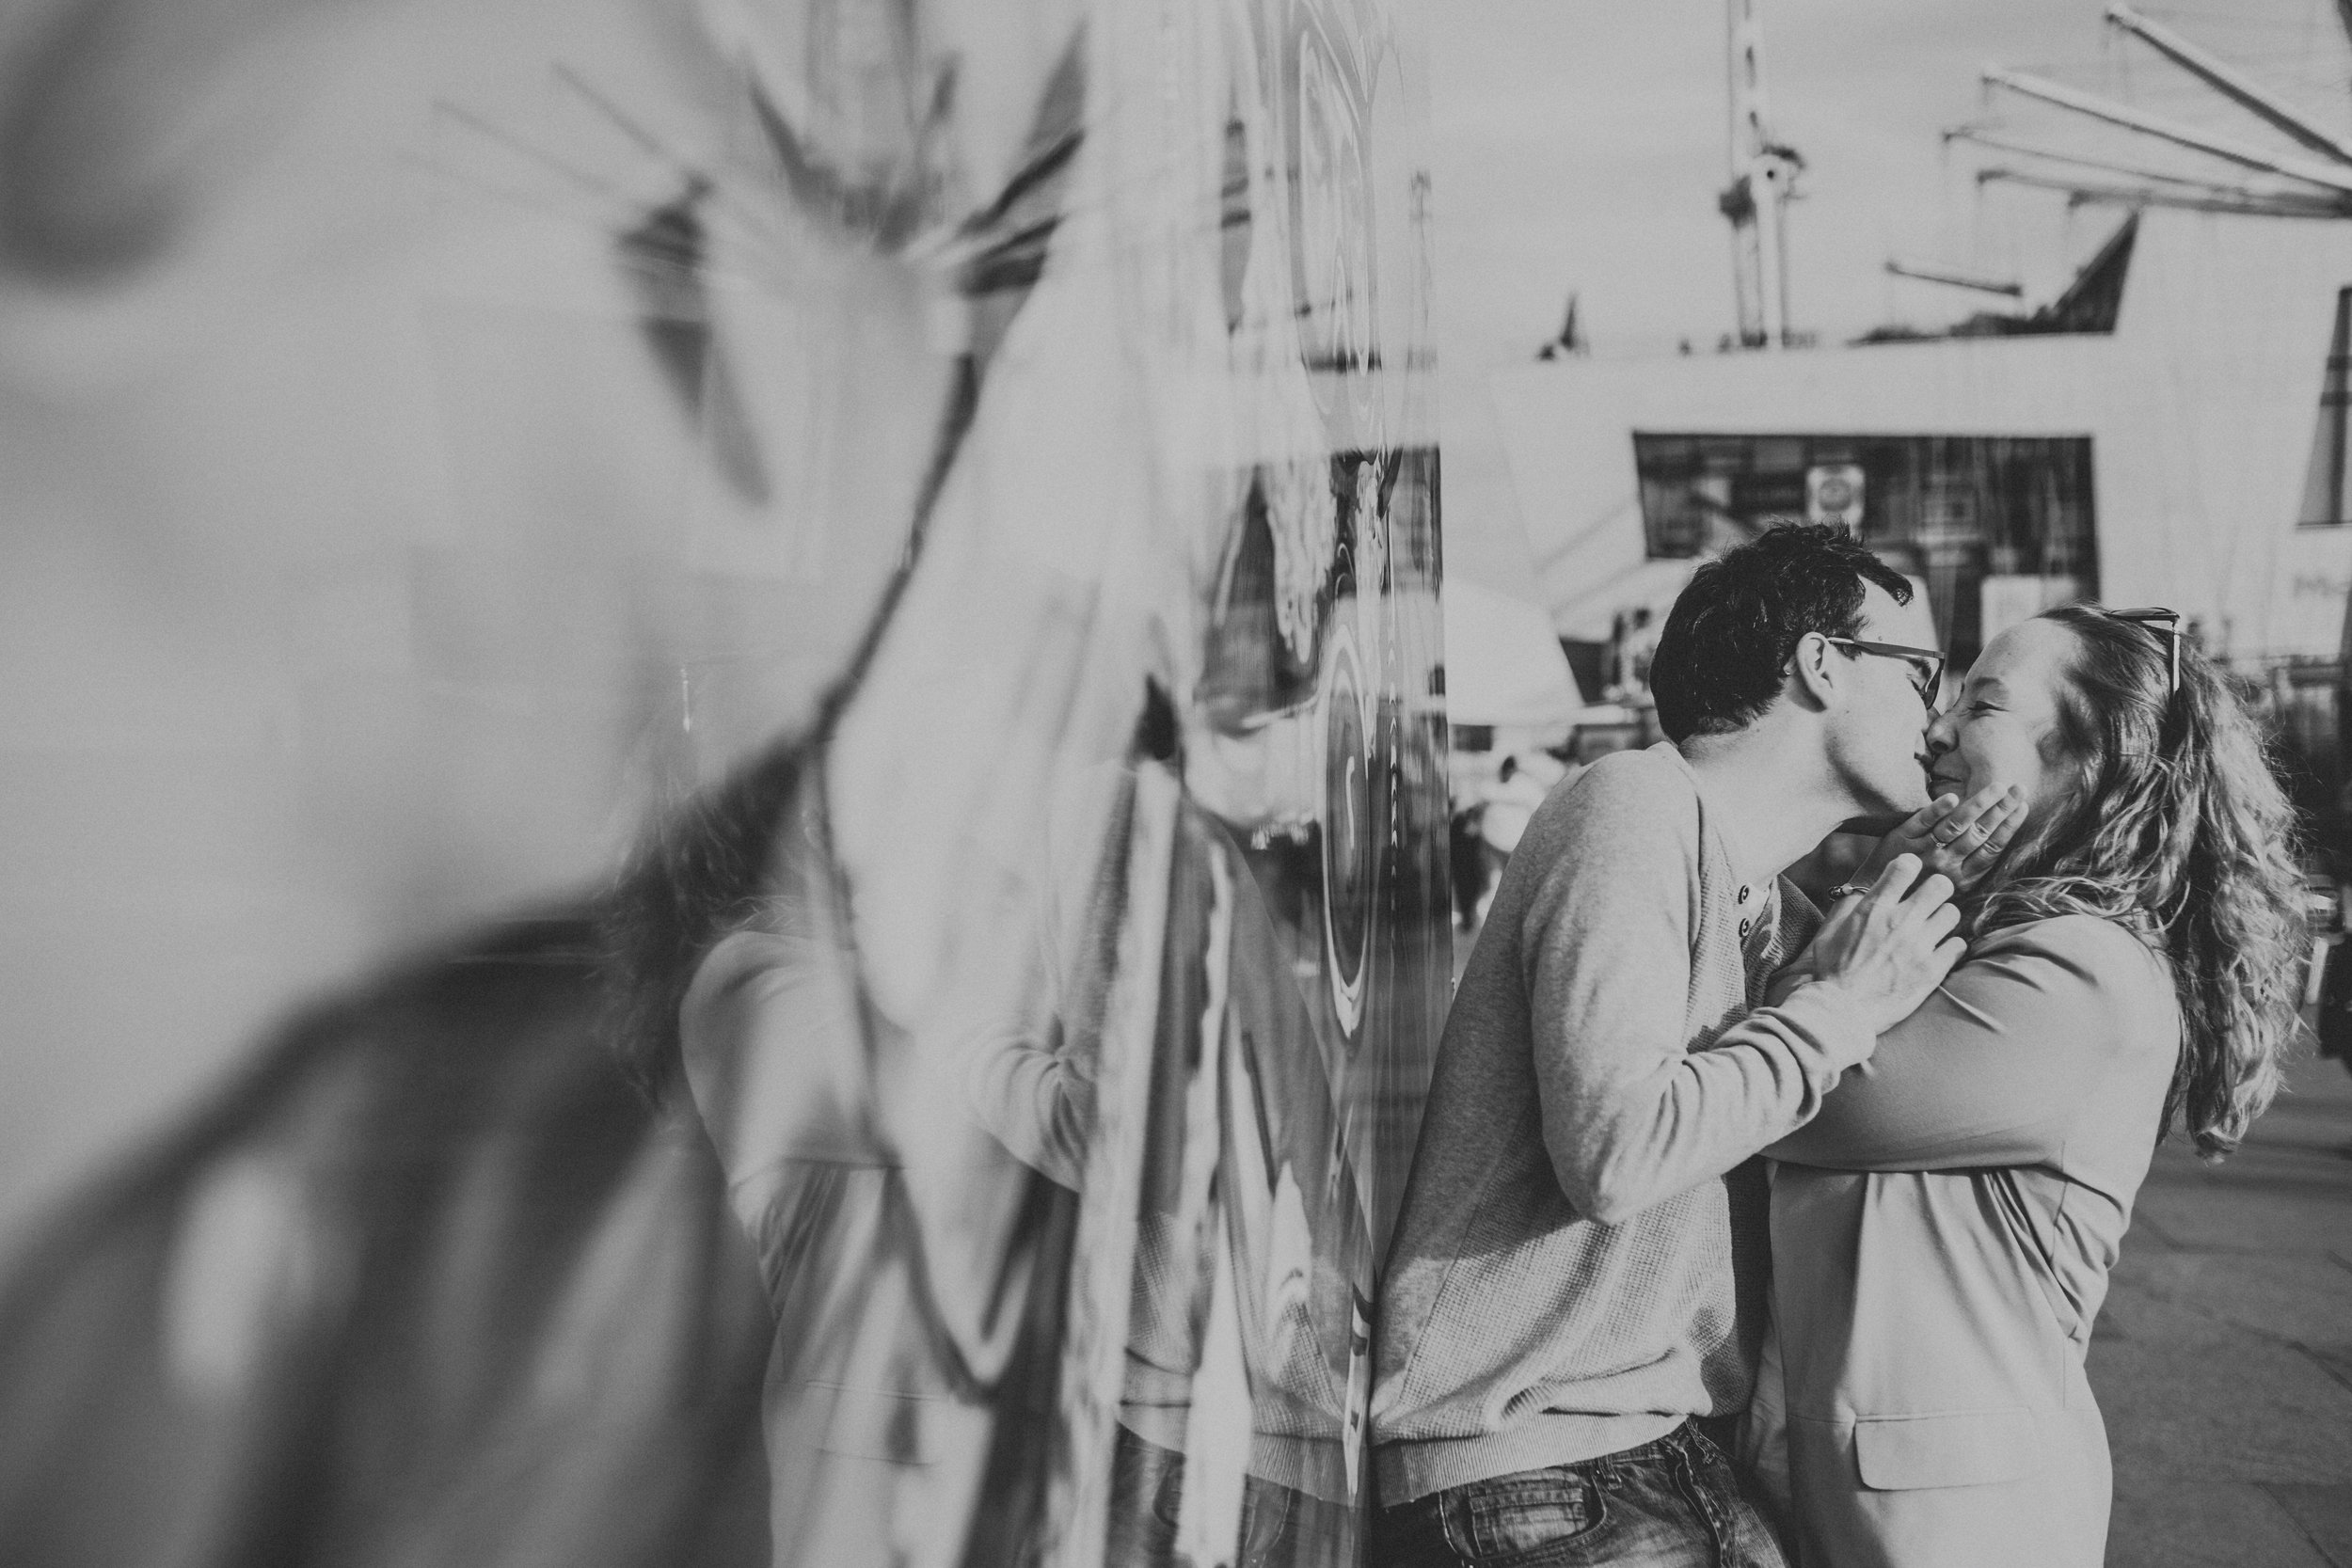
1821, 637, 1946, 707
2099, 606, 2183, 696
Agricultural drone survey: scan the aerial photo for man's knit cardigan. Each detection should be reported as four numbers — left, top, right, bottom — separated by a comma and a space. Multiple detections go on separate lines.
1371, 744, 1875, 1502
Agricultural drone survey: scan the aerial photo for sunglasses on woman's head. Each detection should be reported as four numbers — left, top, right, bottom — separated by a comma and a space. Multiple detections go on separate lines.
2099, 607, 2182, 696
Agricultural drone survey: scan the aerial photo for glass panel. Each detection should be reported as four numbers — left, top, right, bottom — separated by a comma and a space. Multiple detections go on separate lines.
0, 2, 1442, 1566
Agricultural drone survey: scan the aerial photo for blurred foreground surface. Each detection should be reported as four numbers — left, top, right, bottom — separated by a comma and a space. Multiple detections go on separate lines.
0, 0, 1445, 1562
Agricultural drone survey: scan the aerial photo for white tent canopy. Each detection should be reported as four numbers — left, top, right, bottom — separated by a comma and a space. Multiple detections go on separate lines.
1442, 578, 1586, 732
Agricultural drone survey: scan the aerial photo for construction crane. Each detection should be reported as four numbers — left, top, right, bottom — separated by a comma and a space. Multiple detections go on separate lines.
1961, 3, 2352, 221
1720, 0, 1804, 349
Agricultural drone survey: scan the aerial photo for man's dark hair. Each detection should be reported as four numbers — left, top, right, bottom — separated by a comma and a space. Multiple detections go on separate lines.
1648, 523, 1913, 741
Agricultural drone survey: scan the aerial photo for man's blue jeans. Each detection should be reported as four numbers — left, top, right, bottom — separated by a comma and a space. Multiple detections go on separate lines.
1368, 1423, 1789, 1567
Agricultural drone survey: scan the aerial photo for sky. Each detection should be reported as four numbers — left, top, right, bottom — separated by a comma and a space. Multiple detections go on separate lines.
1424, 0, 2352, 371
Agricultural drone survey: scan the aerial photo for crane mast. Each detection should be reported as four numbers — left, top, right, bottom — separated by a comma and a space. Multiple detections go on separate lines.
1721, 0, 1801, 348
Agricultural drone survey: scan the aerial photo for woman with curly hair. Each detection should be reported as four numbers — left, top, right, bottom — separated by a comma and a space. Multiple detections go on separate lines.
1747, 604, 2308, 1568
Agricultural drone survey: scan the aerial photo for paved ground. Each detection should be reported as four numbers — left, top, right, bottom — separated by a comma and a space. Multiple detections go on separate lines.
2095, 1051, 2352, 1567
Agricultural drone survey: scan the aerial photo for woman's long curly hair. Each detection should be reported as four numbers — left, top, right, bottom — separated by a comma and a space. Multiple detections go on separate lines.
1970, 605, 2307, 1158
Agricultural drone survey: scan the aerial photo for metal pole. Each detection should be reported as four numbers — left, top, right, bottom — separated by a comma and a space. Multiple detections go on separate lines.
1883, 259, 2025, 297
1981, 65, 2352, 196
1978, 166, 2350, 218
2106, 3, 2352, 166
1724, 0, 1793, 348
1947, 125, 2326, 199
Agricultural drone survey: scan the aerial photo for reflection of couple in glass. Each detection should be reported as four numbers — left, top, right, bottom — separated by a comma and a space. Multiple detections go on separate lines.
673, 691, 1375, 1568
952, 694, 1379, 1568
1369, 526, 2305, 1568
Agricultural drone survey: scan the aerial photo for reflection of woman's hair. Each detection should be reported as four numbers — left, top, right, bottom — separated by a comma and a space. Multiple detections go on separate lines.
600, 735, 813, 1101
1974, 605, 2306, 1157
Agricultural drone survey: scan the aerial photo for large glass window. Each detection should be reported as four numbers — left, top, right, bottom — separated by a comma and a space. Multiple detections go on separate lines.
1631, 433, 2099, 668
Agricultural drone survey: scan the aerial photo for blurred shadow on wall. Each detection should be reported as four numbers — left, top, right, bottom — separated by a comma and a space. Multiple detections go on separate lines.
0, 0, 1443, 1564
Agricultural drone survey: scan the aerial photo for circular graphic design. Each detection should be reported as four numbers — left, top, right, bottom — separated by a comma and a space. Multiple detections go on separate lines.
1321, 620, 1375, 1037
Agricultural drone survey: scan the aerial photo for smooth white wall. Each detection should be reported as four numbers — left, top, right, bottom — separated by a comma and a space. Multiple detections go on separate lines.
1487, 210, 2352, 660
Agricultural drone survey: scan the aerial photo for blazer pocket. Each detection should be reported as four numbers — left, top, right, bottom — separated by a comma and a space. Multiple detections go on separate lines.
1852, 1407, 2037, 1491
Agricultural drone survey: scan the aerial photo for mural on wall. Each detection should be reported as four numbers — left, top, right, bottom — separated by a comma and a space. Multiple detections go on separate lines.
0, 1, 1440, 1566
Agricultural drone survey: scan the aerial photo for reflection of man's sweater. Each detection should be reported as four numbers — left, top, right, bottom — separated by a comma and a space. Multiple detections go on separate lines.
963, 800, 1372, 1503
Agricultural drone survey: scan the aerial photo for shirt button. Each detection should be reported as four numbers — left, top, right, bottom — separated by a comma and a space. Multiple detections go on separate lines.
1738, 885, 1751, 904
1739, 918, 1752, 937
